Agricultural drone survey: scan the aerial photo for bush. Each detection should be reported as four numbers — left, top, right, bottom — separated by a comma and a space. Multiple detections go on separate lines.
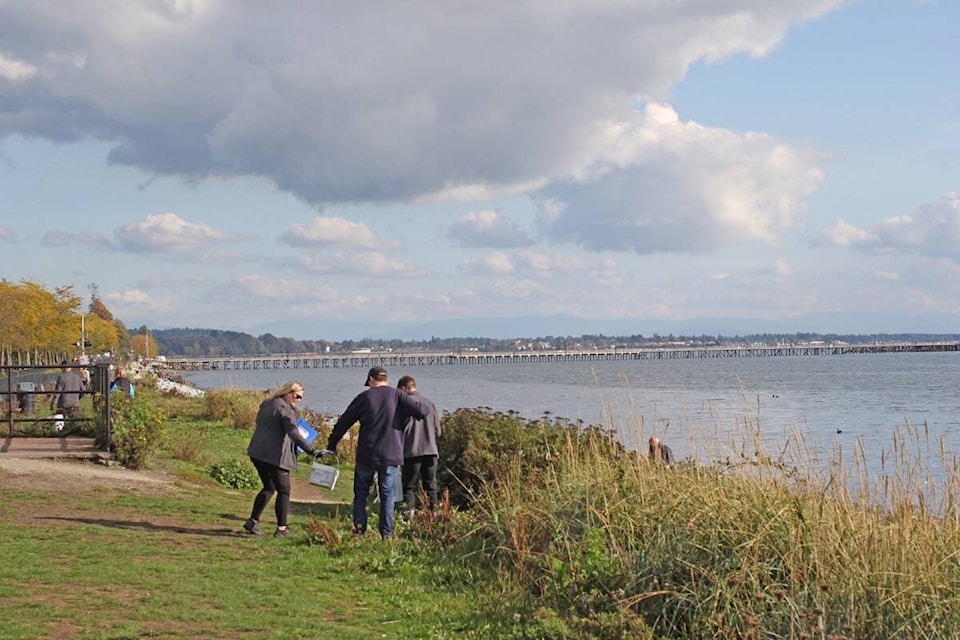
204, 389, 264, 429
437, 407, 614, 509
302, 409, 358, 461
103, 392, 166, 470
210, 458, 260, 490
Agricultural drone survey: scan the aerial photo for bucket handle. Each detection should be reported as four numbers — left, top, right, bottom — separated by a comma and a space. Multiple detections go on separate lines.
313, 450, 339, 465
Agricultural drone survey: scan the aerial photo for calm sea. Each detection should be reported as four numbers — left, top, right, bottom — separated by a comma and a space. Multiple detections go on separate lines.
182, 351, 960, 494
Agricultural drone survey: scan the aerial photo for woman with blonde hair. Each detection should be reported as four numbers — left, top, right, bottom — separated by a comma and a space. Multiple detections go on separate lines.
244, 381, 318, 537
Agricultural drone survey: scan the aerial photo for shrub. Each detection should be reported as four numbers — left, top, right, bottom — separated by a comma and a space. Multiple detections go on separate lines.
209, 457, 260, 490
168, 430, 211, 465
437, 407, 615, 509
204, 389, 263, 429
303, 513, 346, 549
303, 409, 358, 461
103, 392, 166, 470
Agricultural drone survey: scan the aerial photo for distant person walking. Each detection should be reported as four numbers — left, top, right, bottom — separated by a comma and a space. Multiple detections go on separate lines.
244, 381, 319, 538
325, 367, 428, 539
397, 375, 441, 517
50, 362, 83, 421
649, 436, 673, 465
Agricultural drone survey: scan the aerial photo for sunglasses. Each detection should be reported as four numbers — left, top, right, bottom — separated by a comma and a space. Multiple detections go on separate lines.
292, 392, 303, 400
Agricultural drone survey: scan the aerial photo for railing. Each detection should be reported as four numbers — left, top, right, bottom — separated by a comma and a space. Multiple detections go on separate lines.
161, 342, 960, 372
1, 364, 112, 450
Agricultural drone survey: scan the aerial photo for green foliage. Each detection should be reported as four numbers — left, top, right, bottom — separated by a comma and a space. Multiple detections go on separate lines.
303, 513, 347, 549
303, 409, 358, 461
204, 388, 263, 429
104, 391, 166, 469
437, 407, 614, 510
209, 457, 260, 490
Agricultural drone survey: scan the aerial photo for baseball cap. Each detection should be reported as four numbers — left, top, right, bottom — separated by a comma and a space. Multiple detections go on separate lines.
364, 366, 388, 386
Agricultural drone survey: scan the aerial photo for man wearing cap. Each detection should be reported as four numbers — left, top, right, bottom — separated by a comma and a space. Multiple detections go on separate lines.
325, 366, 428, 539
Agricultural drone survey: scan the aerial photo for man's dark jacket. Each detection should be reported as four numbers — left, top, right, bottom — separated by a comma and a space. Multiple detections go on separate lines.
327, 386, 427, 467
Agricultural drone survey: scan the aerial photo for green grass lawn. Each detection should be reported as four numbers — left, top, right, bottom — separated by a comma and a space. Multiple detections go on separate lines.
0, 418, 486, 640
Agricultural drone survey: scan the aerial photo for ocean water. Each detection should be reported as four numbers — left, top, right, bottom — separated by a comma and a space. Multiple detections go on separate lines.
182, 351, 960, 497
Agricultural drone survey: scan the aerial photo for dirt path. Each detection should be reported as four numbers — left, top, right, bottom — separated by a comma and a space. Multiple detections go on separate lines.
0, 456, 341, 503
0, 457, 176, 493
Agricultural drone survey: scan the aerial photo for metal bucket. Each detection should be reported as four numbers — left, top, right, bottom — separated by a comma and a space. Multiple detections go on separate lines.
309, 453, 340, 490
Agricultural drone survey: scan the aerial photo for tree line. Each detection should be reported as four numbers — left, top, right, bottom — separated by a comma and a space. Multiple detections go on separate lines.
5, 281, 957, 362
150, 328, 960, 357
0, 280, 133, 366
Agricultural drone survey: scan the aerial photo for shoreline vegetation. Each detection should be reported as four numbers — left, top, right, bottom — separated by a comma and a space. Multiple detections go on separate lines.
3, 371, 960, 638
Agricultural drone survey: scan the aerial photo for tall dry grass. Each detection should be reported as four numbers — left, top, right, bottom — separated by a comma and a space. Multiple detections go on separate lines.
451, 404, 960, 638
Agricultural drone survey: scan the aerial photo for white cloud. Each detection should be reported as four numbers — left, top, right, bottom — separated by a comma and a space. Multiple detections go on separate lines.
494, 278, 547, 298
115, 213, 229, 253
0, 52, 36, 82
773, 259, 793, 278
459, 252, 516, 276
294, 251, 424, 277
537, 104, 825, 254
281, 217, 400, 250
0, 1, 840, 205
817, 219, 877, 247
820, 193, 960, 261
872, 270, 899, 281
447, 210, 533, 248
515, 250, 586, 274
103, 288, 174, 318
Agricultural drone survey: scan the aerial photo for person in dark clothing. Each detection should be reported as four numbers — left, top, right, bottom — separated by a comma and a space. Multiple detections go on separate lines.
50, 362, 83, 420
110, 367, 134, 397
244, 381, 319, 538
325, 366, 427, 539
649, 436, 673, 465
397, 375, 441, 516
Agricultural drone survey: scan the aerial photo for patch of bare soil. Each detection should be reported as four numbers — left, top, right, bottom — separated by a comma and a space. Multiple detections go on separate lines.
0, 457, 176, 494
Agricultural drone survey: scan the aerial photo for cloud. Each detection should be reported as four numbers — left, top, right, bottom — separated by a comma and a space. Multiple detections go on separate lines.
459, 251, 516, 276
0, 52, 36, 82
447, 210, 534, 248
818, 193, 960, 261
231, 274, 373, 318
494, 278, 547, 298
461, 249, 623, 288
817, 219, 877, 247
294, 251, 424, 277
0, 225, 15, 242
40, 230, 114, 251
103, 288, 174, 317
515, 249, 586, 274
536, 104, 825, 254
280, 217, 400, 250
0, 2, 840, 205
872, 270, 898, 281
115, 213, 229, 253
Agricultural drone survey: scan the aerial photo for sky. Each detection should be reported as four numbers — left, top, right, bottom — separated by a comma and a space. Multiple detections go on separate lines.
1, 0, 958, 341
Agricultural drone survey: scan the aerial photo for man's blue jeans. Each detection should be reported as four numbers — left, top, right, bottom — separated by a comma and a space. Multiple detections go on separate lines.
353, 463, 400, 539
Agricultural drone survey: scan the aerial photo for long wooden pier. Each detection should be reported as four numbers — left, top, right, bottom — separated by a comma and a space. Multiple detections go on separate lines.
162, 342, 960, 372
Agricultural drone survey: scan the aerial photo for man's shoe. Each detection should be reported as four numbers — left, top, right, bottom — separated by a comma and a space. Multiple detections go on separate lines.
273, 527, 291, 538
243, 519, 263, 535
